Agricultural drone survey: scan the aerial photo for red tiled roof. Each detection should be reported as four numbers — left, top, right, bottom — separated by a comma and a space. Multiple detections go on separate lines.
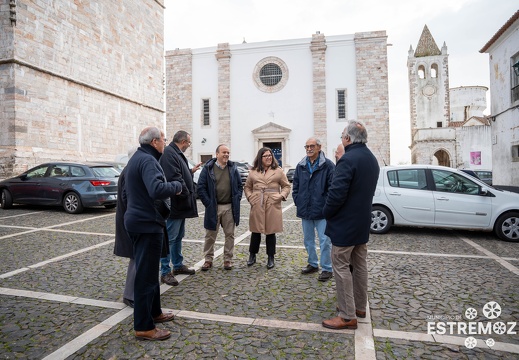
480, 10, 519, 53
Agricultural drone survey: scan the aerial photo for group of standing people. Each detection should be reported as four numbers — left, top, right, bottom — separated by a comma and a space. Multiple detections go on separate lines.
114, 119, 379, 340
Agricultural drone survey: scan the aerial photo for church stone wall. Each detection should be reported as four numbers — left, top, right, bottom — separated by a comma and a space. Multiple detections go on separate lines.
0, 0, 165, 177
354, 31, 390, 166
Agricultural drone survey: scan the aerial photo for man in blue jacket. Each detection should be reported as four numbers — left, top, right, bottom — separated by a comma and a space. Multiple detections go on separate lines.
322, 120, 380, 330
159, 130, 201, 286
197, 144, 243, 271
292, 137, 335, 281
124, 126, 182, 341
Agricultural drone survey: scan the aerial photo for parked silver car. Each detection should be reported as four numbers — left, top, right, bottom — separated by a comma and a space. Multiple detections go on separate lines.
371, 165, 519, 242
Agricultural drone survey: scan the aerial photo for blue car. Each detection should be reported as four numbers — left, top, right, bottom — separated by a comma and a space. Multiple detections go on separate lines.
0, 162, 119, 214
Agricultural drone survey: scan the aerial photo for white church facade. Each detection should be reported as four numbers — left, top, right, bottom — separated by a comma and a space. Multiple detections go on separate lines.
165, 31, 390, 168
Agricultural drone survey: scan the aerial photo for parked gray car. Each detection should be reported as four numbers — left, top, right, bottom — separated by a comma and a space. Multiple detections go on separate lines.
0, 162, 119, 214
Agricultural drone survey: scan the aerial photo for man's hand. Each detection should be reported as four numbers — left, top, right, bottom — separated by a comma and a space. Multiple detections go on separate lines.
191, 162, 203, 173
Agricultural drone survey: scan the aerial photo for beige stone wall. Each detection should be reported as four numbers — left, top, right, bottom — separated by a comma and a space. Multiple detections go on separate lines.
165, 48, 193, 158
310, 33, 327, 151
216, 43, 231, 150
0, 0, 165, 177
354, 31, 390, 166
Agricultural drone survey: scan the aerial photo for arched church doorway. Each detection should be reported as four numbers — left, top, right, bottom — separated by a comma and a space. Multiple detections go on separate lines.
433, 149, 450, 167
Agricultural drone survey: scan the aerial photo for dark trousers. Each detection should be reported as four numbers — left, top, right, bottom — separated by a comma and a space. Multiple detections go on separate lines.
129, 231, 163, 331
249, 232, 276, 256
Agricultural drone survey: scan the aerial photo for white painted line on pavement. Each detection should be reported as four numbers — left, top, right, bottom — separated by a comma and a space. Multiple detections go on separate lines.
460, 237, 519, 275
0, 211, 43, 220
369, 249, 489, 258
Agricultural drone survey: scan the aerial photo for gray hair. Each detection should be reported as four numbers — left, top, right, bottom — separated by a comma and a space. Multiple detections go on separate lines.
138, 127, 161, 145
173, 130, 189, 144
306, 137, 322, 146
343, 120, 368, 144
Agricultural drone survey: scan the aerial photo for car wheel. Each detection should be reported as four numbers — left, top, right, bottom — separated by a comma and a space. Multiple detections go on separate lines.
495, 211, 519, 242
1, 189, 13, 209
104, 204, 116, 209
371, 205, 392, 234
63, 192, 84, 214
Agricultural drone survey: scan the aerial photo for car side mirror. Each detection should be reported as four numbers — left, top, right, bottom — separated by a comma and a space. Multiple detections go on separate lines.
20, 174, 28, 181
479, 188, 488, 196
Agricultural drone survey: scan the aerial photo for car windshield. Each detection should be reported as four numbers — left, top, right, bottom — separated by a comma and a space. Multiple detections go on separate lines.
90, 166, 119, 178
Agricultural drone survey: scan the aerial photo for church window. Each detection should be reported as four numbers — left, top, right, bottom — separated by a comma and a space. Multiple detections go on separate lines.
431, 64, 438, 78
202, 99, 210, 126
259, 64, 282, 86
418, 65, 425, 79
253, 57, 289, 93
511, 52, 519, 104
336, 89, 347, 120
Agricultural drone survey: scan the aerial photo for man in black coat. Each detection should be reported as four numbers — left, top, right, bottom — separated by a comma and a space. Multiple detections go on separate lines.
159, 130, 201, 286
124, 126, 182, 341
322, 120, 380, 330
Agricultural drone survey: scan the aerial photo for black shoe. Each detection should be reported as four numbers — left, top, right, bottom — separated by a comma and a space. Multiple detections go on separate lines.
318, 271, 333, 281
267, 255, 275, 269
301, 264, 319, 274
123, 298, 134, 308
173, 265, 195, 275
247, 254, 256, 266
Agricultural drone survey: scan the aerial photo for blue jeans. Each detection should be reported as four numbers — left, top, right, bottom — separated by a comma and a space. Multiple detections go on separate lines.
302, 219, 332, 272
160, 218, 185, 276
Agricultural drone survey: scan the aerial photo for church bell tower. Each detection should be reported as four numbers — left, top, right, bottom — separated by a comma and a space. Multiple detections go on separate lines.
408, 25, 453, 165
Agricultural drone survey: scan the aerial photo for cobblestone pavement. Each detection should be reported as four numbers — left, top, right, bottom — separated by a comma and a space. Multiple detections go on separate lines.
0, 199, 518, 359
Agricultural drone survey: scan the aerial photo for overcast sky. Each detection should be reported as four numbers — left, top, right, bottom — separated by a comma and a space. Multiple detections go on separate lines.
164, 0, 517, 164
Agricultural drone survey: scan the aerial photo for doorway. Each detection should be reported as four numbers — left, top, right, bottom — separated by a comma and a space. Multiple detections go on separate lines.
264, 142, 282, 167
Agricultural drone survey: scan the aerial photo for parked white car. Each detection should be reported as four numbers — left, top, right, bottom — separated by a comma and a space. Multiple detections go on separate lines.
371, 165, 519, 242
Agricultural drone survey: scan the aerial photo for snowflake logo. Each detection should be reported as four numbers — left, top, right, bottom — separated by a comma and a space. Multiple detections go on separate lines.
493, 322, 506, 335
465, 307, 477, 320
482, 301, 501, 319
486, 338, 495, 347
465, 336, 477, 349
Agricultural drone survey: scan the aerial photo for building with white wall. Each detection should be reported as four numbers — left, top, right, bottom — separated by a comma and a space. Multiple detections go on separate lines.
165, 31, 390, 169
480, 10, 519, 186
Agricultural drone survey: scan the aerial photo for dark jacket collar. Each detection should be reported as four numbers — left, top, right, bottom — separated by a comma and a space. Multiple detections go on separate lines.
140, 144, 162, 161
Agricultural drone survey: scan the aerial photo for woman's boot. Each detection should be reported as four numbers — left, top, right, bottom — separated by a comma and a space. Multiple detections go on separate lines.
247, 253, 256, 266
267, 255, 275, 269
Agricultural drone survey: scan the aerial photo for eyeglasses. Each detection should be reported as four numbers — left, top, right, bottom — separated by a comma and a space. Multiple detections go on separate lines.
262, 154, 273, 158
155, 137, 166, 143
304, 145, 317, 149
184, 139, 192, 145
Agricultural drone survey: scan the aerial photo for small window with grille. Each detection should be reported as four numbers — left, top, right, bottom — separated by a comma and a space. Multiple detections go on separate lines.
337, 89, 347, 120
259, 64, 282, 86
202, 99, 210, 126
511, 53, 519, 104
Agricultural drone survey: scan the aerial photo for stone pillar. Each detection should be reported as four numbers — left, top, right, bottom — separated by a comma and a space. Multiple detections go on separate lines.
215, 43, 231, 149
355, 31, 390, 166
165, 48, 193, 158
310, 33, 327, 151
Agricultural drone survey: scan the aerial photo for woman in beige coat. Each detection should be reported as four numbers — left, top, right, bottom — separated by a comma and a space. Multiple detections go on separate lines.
244, 147, 291, 269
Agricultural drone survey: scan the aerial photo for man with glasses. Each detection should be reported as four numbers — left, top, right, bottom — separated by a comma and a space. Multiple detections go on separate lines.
124, 126, 181, 340
292, 137, 335, 281
159, 130, 202, 286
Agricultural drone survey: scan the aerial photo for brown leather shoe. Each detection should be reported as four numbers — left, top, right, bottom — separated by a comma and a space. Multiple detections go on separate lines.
201, 261, 212, 271
153, 311, 175, 323
356, 310, 366, 318
160, 273, 179, 286
335, 306, 367, 319
135, 327, 171, 341
322, 316, 358, 330
224, 261, 233, 270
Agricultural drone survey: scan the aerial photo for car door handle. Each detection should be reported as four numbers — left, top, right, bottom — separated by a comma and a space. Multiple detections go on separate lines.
436, 197, 449, 201
388, 192, 401, 196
